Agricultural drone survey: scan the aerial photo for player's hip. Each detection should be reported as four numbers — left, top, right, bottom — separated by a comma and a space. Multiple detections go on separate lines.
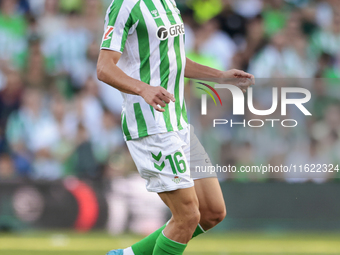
126, 125, 216, 192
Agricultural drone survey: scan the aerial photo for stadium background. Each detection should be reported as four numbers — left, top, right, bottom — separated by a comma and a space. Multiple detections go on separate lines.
0, 0, 340, 254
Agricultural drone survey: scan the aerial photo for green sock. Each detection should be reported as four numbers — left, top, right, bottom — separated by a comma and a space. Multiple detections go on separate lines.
131, 224, 166, 255
192, 224, 205, 238
131, 224, 205, 255
152, 231, 187, 255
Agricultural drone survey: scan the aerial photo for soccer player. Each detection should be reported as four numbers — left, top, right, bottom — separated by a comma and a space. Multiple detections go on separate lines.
97, 0, 254, 254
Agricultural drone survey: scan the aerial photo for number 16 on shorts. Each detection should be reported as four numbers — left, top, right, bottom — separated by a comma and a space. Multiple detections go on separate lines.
151, 151, 187, 174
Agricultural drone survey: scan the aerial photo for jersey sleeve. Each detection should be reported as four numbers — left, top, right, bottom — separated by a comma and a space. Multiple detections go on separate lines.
101, 0, 136, 53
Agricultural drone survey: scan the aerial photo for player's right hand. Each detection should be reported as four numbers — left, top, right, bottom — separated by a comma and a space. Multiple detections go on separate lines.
140, 86, 175, 112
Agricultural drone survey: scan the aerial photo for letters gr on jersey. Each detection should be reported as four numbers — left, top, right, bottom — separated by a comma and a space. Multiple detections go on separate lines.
156, 24, 185, 40
200, 84, 312, 116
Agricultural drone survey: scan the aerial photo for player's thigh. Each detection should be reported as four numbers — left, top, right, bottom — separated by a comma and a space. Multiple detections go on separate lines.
179, 126, 226, 218
180, 125, 217, 180
158, 186, 199, 219
194, 177, 226, 214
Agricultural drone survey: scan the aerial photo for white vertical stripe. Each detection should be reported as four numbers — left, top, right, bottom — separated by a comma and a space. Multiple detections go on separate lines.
167, 2, 188, 127
153, 0, 177, 130
103, 0, 138, 51
123, 94, 138, 138
167, 38, 178, 130
124, 29, 155, 135
140, 2, 161, 89
123, 31, 141, 136
109, 2, 128, 50
179, 35, 188, 127
140, 2, 167, 129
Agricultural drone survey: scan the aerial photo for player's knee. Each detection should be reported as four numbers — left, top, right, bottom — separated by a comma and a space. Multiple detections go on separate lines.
217, 206, 227, 223
209, 206, 226, 225
174, 205, 201, 231
201, 205, 226, 229
182, 207, 201, 228
188, 208, 201, 227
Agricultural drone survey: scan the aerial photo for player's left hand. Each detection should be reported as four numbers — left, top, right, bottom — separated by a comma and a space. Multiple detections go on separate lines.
222, 69, 255, 93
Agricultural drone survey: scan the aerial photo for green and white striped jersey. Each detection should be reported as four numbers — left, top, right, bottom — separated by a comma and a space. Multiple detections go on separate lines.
101, 0, 188, 141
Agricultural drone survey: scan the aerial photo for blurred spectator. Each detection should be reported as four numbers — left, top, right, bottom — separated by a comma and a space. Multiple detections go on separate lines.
32, 147, 63, 180
75, 77, 103, 140
0, 0, 27, 69
312, 104, 340, 142
42, 10, 92, 87
6, 88, 59, 152
312, 12, 340, 57
315, 0, 335, 29
262, 0, 287, 37
312, 78, 339, 120
24, 40, 52, 89
191, 18, 236, 70
37, 0, 66, 39
93, 109, 124, 164
49, 93, 78, 176
82, 0, 104, 39
0, 70, 23, 127
11, 141, 32, 178
73, 123, 99, 179
0, 127, 9, 154
241, 14, 267, 69
231, 0, 263, 19
248, 30, 315, 78
0, 154, 16, 180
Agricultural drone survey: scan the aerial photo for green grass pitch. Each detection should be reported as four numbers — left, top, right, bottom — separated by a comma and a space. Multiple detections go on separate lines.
1, 231, 340, 255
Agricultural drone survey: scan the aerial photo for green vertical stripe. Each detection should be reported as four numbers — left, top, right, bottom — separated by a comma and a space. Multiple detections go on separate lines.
173, 36, 183, 129
136, 9, 151, 85
160, 0, 170, 11
122, 113, 132, 140
182, 102, 188, 123
133, 4, 155, 120
143, 0, 173, 132
134, 103, 148, 137
120, 15, 133, 51
161, 1, 183, 129
101, 0, 125, 48
159, 0, 169, 11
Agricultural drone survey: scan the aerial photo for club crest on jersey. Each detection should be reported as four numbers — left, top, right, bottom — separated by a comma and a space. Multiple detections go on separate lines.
157, 24, 185, 40
151, 9, 160, 19
172, 176, 182, 184
103, 26, 115, 41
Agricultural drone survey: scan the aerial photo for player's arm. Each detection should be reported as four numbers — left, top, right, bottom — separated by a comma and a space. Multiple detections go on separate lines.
184, 57, 255, 92
97, 50, 175, 112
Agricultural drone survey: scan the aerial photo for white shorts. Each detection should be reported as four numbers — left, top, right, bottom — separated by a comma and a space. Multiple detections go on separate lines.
126, 125, 216, 193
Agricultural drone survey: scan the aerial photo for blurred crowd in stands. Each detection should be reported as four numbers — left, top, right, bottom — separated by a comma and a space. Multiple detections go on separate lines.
0, 0, 340, 183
